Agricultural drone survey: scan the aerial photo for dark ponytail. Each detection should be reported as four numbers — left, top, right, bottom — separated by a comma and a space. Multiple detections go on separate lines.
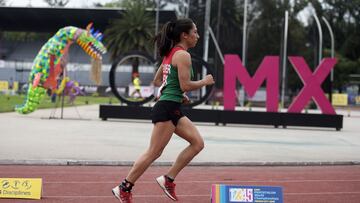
154, 18, 194, 57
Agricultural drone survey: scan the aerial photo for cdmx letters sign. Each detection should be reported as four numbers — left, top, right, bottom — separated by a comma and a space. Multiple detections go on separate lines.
224, 55, 337, 115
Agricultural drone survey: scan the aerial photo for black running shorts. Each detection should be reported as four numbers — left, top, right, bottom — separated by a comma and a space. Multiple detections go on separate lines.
151, 100, 184, 126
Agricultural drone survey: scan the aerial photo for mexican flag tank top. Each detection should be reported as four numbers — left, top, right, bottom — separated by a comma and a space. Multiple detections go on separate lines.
158, 46, 194, 103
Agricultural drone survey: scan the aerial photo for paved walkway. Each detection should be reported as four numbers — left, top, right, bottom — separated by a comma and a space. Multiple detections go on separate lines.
0, 105, 359, 165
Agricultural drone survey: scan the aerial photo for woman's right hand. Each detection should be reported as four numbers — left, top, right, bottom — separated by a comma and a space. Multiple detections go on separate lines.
203, 74, 215, 86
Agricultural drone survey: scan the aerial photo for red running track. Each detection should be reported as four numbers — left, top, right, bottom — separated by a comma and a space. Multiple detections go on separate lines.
0, 165, 359, 203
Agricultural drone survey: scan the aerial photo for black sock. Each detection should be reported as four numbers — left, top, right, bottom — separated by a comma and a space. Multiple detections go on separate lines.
165, 175, 174, 182
120, 179, 134, 192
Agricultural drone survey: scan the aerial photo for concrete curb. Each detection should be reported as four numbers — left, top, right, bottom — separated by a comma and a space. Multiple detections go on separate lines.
0, 160, 359, 166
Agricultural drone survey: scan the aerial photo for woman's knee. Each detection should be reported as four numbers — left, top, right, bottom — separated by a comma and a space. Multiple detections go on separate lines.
192, 138, 204, 153
147, 148, 163, 160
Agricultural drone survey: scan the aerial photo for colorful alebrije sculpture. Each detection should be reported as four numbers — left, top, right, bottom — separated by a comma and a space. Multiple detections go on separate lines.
16, 23, 106, 114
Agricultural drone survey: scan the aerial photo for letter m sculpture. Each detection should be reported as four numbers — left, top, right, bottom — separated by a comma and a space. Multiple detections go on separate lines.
224, 55, 279, 112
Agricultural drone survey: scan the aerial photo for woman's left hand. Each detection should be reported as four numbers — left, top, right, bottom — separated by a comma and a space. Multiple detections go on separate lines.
182, 94, 190, 104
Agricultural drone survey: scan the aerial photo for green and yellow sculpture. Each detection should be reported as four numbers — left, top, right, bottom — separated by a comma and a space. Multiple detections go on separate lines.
16, 23, 106, 114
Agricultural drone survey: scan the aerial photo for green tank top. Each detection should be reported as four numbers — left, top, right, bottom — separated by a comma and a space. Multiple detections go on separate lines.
158, 47, 194, 103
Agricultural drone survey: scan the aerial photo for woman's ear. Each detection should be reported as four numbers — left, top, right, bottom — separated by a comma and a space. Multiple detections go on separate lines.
181, 32, 188, 39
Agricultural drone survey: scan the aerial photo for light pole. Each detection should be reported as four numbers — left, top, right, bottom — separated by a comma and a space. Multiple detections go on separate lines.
281, 11, 289, 110
202, 0, 211, 97
245, 12, 261, 68
154, 0, 160, 59
185, 0, 190, 18
312, 12, 323, 66
208, 27, 224, 64
242, 0, 248, 67
240, 0, 248, 107
322, 17, 335, 103
213, 0, 223, 82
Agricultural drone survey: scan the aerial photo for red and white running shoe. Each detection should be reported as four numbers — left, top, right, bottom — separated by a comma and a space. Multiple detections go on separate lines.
112, 185, 133, 203
156, 175, 178, 201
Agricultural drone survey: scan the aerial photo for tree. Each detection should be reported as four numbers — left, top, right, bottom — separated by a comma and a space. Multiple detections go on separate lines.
188, 0, 309, 89
0, 0, 5, 44
95, 0, 122, 7
120, 0, 155, 8
187, 0, 244, 88
104, 0, 155, 73
95, 0, 155, 8
242, 0, 309, 98
247, 0, 307, 67
333, 53, 360, 90
321, 0, 360, 60
309, 0, 360, 91
211, 0, 243, 55
43, 0, 70, 7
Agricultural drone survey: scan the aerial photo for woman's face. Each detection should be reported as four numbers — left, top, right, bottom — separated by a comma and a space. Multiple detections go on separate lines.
184, 23, 200, 48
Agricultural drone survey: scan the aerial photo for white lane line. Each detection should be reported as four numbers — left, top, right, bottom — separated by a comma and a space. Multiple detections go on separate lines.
285, 192, 360, 195
44, 194, 210, 198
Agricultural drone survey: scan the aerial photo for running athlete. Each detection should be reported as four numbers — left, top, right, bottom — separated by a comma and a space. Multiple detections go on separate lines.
112, 18, 215, 203
130, 72, 143, 98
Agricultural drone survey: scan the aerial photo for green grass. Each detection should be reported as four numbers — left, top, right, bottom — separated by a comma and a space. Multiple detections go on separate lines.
0, 94, 119, 113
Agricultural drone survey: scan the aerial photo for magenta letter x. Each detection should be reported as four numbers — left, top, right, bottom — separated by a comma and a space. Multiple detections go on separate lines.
288, 57, 337, 115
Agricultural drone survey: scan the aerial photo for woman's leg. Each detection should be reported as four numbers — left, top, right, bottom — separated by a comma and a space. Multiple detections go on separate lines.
166, 117, 204, 179
125, 120, 176, 183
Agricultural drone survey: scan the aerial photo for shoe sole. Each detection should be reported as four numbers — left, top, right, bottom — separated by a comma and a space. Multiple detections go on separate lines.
156, 176, 177, 201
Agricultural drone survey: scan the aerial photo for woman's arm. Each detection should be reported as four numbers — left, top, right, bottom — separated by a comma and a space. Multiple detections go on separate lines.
175, 51, 214, 92
152, 65, 163, 87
